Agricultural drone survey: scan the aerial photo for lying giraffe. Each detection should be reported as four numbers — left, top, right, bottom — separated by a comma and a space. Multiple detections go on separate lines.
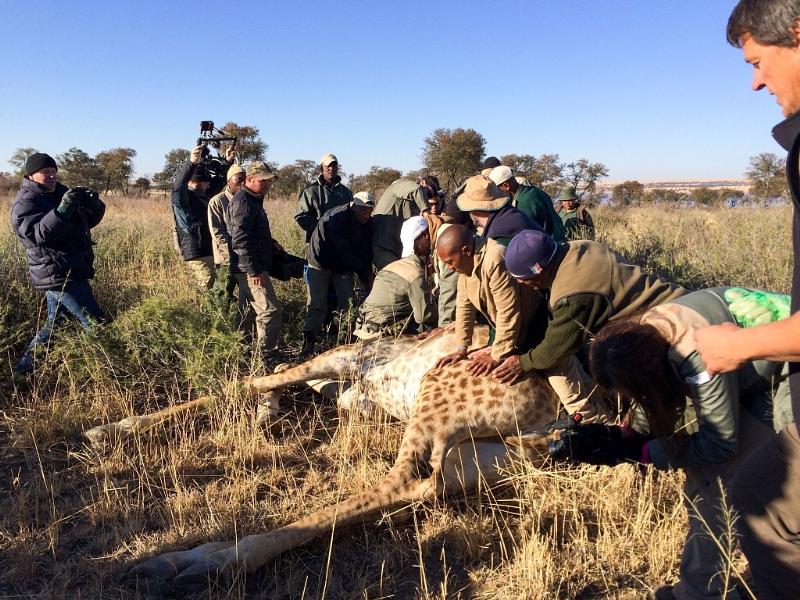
116, 326, 559, 592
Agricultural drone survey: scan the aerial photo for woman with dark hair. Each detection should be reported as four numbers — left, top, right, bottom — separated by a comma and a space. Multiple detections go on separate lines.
588, 287, 791, 600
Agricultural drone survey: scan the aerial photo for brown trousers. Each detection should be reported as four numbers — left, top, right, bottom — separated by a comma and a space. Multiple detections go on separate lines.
730, 424, 800, 600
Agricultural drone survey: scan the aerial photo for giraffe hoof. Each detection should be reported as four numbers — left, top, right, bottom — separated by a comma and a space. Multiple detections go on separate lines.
83, 425, 109, 450
172, 559, 228, 592
126, 555, 179, 584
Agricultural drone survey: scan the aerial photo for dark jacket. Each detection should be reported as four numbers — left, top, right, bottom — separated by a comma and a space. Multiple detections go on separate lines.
11, 179, 105, 289
307, 204, 372, 282
295, 175, 353, 242
772, 111, 800, 435
229, 186, 273, 276
171, 162, 227, 261
483, 204, 543, 247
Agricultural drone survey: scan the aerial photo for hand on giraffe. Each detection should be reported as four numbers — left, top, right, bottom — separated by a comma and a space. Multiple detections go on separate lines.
467, 352, 499, 376
492, 354, 524, 384
435, 347, 468, 369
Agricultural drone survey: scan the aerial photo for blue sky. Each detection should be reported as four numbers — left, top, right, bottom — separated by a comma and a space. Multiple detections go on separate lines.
0, 0, 785, 182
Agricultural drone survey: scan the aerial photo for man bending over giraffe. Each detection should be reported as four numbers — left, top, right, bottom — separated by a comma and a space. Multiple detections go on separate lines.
494, 229, 687, 417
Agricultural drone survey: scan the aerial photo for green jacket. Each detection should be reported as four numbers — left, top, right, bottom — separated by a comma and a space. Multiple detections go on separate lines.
557, 204, 595, 240
513, 185, 566, 242
632, 288, 787, 470
519, 241, 687, 372
371, 179, 430, 265
295, 175, 353, 242
359, 254, 434, 331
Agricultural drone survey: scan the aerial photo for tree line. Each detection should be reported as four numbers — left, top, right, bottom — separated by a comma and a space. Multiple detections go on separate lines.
2, 125, 789, 205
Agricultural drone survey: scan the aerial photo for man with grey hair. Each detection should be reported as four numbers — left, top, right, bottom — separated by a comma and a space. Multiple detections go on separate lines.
691, 2, 800, 598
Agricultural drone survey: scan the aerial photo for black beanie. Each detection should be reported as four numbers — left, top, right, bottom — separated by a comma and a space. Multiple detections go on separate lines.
24, 153, 58, 176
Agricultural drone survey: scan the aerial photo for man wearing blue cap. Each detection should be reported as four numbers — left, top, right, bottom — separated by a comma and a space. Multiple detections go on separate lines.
496, 230, 686, 416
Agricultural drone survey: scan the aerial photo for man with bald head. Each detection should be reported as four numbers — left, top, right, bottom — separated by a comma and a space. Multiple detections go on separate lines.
434, 225, 540, 376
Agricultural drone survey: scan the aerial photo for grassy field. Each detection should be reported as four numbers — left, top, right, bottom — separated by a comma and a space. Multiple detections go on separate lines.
0, 194, 792, 599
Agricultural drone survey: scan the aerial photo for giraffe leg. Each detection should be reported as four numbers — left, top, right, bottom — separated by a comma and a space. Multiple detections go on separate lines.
128, 436, 541, 592
83, 396, 214, 449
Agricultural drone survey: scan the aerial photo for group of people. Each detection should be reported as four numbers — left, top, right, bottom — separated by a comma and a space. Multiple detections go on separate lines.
7, 0, 800, 596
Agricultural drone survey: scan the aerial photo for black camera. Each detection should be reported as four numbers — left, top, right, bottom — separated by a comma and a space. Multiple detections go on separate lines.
546, 413, 621, 462
196, 120, 238, 178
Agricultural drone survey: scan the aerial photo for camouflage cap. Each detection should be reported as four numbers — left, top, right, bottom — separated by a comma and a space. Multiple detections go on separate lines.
246, 161, 276, 180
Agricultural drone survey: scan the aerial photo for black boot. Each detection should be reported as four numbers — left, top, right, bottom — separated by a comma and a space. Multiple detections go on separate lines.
300, 331, 316, 357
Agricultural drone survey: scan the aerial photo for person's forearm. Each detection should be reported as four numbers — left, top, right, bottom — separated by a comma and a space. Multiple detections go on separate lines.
729, 314, 800, 362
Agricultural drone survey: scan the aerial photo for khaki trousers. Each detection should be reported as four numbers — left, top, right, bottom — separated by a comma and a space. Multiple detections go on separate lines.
185, 256, 215, 290
234, 272, 283, 351
547, 355, 613, 422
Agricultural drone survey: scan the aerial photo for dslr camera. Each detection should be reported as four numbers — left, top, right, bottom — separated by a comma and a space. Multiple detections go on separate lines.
196, 120, 238, 179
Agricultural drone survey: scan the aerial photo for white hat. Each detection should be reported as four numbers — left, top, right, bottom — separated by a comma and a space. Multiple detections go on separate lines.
400, 216, 429, 257
488, 165, 514, 186
351, 191, 375, 207
320, 153, 338, 166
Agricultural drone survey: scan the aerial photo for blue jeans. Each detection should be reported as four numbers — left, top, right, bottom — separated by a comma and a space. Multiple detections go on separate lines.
16, 280, 105, 373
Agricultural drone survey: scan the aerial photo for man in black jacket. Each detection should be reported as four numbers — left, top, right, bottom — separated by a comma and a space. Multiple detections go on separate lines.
10, 152, 106, 374
172, 144, 233, 289
301, 192, 375, 355
229, 161, 284, 356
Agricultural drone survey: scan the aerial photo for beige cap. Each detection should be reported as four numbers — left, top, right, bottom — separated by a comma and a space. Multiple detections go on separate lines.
226, 164, 245, 181
320, 153, 338, 166
351, 191, 376, 207
456, 175, 511, 213
488, 166, 514, 186
246, 161, 276, 180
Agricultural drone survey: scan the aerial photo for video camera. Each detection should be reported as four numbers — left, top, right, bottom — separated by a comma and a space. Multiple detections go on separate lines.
546, 413, 622, 462
196, 121, 238, 179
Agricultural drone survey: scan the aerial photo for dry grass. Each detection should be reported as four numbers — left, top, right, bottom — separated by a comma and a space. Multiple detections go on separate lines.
1, 195, 788, 598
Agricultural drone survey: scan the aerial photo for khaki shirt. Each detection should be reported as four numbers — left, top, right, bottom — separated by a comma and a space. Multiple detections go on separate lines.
455, 237, 539, 361
359, 254, 434, 329
208, 187, 235, 265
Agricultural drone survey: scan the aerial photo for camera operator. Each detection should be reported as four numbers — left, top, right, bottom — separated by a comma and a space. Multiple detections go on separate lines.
172, 143, 234, 289
10, 153, 106, 374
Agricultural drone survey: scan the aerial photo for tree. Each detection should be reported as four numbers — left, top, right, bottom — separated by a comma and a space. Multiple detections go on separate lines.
349, 165, 402, 194
57, 147, 105, 189
294, 159, 319, 184
563, 159, 609, 198
421, 128, 485, 193
220, 122, 268, 165
499, 153, 562, 194
9, 147, 39, 177
133, 177, 151, 197
152, 148, 190, 195
612, 180, 645, 206
746, 152, 787, 206
273, 164, 306, 198
96, 147, 136, 195
643, 188, 685, 206
690, 186, 722, 208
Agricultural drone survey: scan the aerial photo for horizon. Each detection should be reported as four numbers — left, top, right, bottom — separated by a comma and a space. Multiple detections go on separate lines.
0, 0, 786, 183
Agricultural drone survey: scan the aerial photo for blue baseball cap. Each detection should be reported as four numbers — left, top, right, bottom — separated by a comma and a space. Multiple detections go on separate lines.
505, 229, 559, 279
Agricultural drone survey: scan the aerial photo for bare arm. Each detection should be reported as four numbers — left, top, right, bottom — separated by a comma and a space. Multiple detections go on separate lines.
694, 313, 800, 374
